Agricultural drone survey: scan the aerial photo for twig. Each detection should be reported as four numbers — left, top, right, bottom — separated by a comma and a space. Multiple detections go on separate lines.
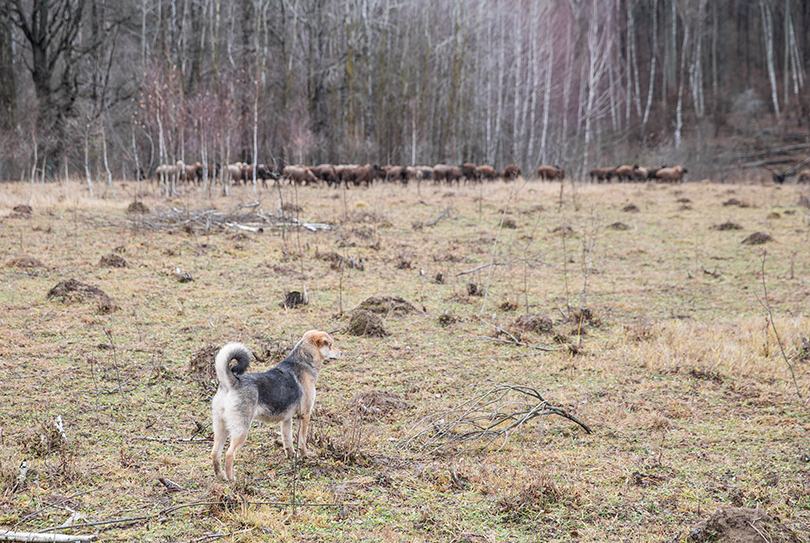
757, 251, 801, 399
133, 436, 211, 443
476, 335, 559, 352
426, 207, 451, 226
0, 531, 96, 542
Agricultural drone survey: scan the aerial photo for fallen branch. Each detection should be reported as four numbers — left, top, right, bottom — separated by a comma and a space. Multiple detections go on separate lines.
426, 207, 451, 227
133, 436, 211, 443
0, 531, 96, 543
400, 385, 591, 455
476, 335, 559, 352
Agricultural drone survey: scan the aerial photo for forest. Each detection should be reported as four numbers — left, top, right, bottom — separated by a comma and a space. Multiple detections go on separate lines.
1, 0, 810, 184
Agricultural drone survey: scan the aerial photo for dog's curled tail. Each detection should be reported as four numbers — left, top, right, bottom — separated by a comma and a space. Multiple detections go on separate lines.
214, 342, 252, 389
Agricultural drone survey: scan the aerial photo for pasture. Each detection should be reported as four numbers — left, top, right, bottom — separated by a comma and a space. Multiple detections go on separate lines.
1, 177, 810, 542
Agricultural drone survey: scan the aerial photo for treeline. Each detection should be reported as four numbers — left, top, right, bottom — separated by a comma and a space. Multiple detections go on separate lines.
1, 0, 809, 184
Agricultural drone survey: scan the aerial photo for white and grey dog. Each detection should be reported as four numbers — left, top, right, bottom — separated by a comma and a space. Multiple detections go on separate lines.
210, 330, 341, 480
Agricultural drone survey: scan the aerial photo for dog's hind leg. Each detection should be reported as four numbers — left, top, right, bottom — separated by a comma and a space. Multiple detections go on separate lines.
280, 418, 296, 458
224, 431, 248, 481
211, 416, 228, 479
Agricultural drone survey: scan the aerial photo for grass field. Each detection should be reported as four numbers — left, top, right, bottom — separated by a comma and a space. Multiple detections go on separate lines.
1, 177, 810, 542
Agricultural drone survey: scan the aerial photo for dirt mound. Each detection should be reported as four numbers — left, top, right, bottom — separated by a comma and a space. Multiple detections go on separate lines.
741, 232, 773, 245
722, 198, 750, 208
281, 291, 307, 308
467, 283, 483, 296
796, 196, 810, 208
188, 344, 219, 393
99, 253, 128, 268
6, 255, 45, 269
46, 279, 118, 314
510, 314, 554, 335
607, 222, 630, 231
9, 204, 33, 218
347, 309, 388, 337
351, 391, 409, 418
356, 295, 418, 316
126, 201, 150, 214
711, 221, 743, 231
687, 507, 802, 543
622, 203, 640, 212
551, 225, 575, 237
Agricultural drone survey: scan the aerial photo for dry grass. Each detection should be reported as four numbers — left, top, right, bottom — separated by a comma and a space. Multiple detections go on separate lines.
1, 177, 810, 542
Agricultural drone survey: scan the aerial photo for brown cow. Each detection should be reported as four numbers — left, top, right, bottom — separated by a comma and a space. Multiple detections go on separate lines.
461, 162, 479, 182
476, 165, 498, 181
501, 164, 521, 180
588, 168, 614, 183
354, 164, 384, 187
613, 165, 636, 182
536, 165, 564, 180
312, 164, 337, 187
283, 165, 318, 185
655, 165, 687, 183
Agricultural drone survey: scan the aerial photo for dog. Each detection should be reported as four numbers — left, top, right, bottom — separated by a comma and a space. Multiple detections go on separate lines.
211, 330, 341, 480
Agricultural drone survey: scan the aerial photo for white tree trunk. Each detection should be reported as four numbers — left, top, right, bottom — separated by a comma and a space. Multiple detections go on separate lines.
759, 0, 780, 118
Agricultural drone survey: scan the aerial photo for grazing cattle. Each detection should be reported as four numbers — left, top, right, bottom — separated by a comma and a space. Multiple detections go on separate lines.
255, 163, 280, 187
283, 165, 318, 185
383, 165, 408, 184
312, 164, 338, 187
461, 162, 480, 182
432, 164, 451, 184
536, 165, 564, 180
588, 168, 615, 183
354, 164, 384, 187
655, 165, 687, 183
632, 166, 649, 182
176, 161, 204, 184
476, 165, 499, 181
155, 163, 177, 182
501, 164, 521, 180
334, 164, 358, 187
797, 168, 810, 184
224, 163, 247, 184
613, 165, 636, 182
414, 166, 434, 182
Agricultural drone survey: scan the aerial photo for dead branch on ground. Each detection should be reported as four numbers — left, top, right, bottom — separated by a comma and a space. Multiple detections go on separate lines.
129, 205, 333, 233
400, 385, 591, 456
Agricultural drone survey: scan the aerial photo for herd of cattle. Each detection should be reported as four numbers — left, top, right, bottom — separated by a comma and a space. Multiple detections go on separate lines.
153, 160, 697, 188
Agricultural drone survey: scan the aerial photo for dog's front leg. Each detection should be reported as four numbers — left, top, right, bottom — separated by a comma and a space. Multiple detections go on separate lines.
297, 414, 311, 458
280, 418, 296, 458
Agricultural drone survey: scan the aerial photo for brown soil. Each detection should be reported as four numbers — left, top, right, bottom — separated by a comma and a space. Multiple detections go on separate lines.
6, 255, 45, 269
46, 278, 118, 314
741, 232, 774, 245
686, 507, 802, 543
510, 314, 554, 335
282, 291, 307, 308
355, 295, 418, 316
622, 203, 640, 212
188, 344, 219, 393
99, 253, 128, 268
9, 204, 33, 218
607, 222, 631, 231
126, 201, 150, 214
347, 309, 388, 337
712, 221, 743, 231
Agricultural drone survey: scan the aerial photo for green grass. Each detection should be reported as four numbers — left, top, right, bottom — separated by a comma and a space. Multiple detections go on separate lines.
1, 177, 809, 541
